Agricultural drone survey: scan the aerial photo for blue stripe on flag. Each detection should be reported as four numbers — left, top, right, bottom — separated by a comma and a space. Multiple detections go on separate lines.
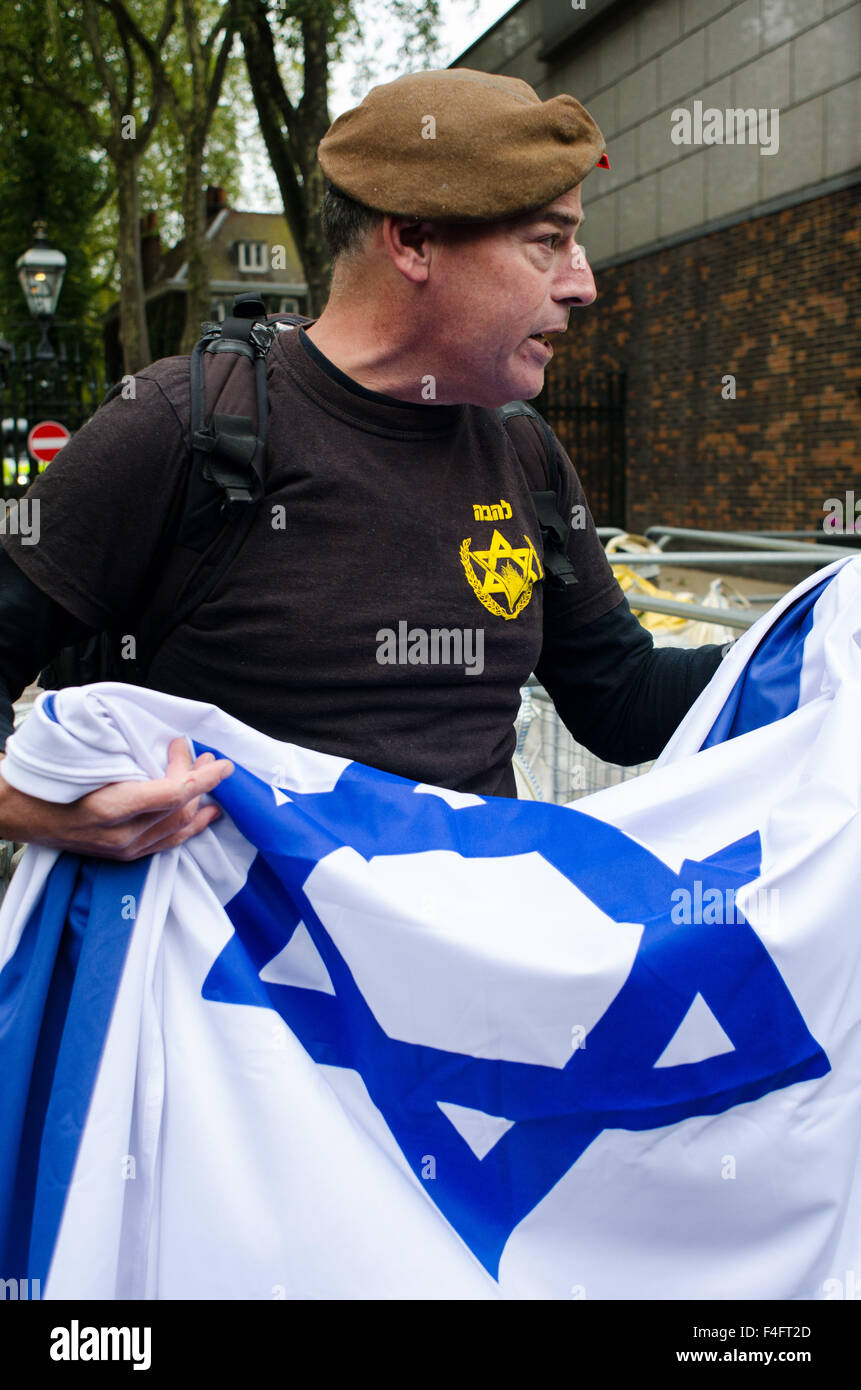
702, 572, 834, 747
0, 855, 147, 1288
0, 854, 82, 1279
40, 693, 59, 724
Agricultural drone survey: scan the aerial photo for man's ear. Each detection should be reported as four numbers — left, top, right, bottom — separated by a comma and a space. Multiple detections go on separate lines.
382, 216, 437, 283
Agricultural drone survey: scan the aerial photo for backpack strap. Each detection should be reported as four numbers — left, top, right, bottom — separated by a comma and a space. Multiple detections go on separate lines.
131, 302, 311, 678
497, 400, 577, 589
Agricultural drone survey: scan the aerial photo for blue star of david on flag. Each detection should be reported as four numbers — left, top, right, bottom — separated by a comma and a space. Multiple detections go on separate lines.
200, 755, 829, 1279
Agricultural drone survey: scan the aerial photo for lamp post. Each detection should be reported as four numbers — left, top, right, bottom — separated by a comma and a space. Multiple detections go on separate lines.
13, 221, 68, 487
16, 220, 67, 361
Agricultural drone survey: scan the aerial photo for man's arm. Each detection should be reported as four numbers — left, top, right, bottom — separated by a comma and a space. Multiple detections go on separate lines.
0, 740, 233, 859
532, 423, 730, 764
0, 355, 238, 856
535, 593, 727, 766
0, 544, 96, 747
0, 547, 233, 857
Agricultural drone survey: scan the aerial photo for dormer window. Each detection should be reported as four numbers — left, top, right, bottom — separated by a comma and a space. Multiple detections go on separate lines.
237, 241, 268, 272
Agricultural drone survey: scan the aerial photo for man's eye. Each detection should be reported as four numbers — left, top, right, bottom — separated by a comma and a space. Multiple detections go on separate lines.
540, 235, 561, 248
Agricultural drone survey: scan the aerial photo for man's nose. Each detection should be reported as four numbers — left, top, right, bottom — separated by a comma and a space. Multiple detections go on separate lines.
556, 244, 597, 307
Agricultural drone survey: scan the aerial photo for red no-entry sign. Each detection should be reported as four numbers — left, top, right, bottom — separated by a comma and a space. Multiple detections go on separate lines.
27, 420, 71, 464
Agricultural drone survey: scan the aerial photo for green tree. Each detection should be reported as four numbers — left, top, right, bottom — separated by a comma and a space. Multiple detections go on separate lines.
235, 0, 442, 316
0, 5, 111, 370
111, 0, 244, 352
48, 0, 177, 372
1, 0, 177, 372
2, 0, 248, 369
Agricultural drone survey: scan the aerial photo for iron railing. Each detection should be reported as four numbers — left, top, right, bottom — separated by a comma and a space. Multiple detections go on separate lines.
536, 371, 626, 528
0, 344, 108, 499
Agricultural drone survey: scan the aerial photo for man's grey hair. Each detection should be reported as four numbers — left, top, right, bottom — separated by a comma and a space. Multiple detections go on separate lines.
320, 183, 384, 258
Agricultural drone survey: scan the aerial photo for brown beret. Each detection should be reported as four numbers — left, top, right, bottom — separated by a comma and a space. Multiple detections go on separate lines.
317, 68, 606, 221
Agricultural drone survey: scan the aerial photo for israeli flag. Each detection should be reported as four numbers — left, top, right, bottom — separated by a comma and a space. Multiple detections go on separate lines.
1, 559, 859, 1300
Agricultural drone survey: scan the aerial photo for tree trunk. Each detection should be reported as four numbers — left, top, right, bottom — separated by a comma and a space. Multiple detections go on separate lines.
180, 133, 211, 353
115, 153, 152, 374
175, 0, 236, 352
296, 13, 332, 316
236, 0, 332, 317
296, 138, 331, 316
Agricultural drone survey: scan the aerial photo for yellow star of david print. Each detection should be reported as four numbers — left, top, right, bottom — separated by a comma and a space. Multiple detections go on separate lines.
459, 528, 543, 620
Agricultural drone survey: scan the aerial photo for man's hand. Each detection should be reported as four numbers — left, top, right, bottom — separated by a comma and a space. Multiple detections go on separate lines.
0, 736, 234, 861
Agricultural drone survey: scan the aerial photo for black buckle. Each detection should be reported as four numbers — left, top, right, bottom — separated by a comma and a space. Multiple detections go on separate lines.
233, 293, 267, 319
530, 489, 577, 588
531, 490, 569, 546
193, 413, 259, 504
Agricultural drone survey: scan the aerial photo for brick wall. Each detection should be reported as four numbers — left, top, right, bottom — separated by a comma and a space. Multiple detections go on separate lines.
548, 182, 860, 531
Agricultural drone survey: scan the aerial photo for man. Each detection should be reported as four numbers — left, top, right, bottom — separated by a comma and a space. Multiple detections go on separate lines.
0, 69, 726, 860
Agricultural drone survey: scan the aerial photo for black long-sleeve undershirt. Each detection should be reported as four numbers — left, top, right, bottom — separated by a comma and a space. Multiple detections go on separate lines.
537, 593, 726, 766
0, 547, 96, 749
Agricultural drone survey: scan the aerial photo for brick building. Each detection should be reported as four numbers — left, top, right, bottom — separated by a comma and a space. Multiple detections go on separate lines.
456, 0, 860, 531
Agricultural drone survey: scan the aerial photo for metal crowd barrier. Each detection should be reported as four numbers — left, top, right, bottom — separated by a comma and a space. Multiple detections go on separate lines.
516, 538, 773, 802
643, 525, 857, 559
516, 682, 655, 804
613, 550, 841, 568
612, 593, 755, 629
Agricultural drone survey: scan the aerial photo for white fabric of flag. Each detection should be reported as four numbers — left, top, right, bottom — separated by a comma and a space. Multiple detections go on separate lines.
0, 557, 859, 1300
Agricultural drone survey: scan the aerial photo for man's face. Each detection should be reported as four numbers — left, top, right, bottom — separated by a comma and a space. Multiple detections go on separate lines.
425, 186, 596, 407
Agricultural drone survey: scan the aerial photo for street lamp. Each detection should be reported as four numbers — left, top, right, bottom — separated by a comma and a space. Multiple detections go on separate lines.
16, 220, 67, 361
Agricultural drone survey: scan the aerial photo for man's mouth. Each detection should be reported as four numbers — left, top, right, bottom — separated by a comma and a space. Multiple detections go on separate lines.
527, 327, 566, 348
527, 331, 561, 357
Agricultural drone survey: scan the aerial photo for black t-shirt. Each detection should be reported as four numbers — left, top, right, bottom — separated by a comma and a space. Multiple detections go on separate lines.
1, 327, 624, 795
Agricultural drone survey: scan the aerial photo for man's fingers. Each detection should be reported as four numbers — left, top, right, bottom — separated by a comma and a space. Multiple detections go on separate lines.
83, 750, 235, 825
97, 802, 224, 860
165, 749, 218, 825
165, 736, 195, 775
162, 739, 220, 788
0, 741, 234, 856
